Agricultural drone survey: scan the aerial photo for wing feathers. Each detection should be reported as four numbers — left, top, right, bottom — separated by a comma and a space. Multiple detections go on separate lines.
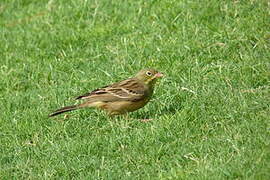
75, 78, 146, 102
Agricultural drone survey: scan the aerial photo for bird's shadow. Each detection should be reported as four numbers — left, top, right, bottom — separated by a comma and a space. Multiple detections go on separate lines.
134, 98, 184, 120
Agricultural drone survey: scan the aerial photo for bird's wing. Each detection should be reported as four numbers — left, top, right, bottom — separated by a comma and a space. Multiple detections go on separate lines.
75, 78, 146, 102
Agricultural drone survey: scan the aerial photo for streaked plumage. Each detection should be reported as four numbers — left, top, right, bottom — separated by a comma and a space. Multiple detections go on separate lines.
49, 68, 163, 117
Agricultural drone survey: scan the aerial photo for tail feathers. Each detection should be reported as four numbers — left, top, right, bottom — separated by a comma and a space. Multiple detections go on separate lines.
49, 105, 79, 117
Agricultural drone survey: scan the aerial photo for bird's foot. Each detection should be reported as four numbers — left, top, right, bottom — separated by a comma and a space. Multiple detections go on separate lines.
140, 118, 153, 122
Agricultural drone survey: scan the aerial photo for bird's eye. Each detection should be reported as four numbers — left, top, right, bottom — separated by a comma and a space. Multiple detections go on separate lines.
146, 71, 152, 76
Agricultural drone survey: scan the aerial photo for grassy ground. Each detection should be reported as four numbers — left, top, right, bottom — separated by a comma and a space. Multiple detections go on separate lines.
1, 0, 269, 179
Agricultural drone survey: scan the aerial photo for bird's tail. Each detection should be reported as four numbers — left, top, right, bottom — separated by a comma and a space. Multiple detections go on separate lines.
49, 105, 79, 117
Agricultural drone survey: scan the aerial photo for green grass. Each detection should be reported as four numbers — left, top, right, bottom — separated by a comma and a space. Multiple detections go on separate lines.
1, 0, 269, 179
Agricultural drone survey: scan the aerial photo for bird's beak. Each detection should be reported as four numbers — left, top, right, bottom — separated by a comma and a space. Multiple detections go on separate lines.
155, 72, 164, 78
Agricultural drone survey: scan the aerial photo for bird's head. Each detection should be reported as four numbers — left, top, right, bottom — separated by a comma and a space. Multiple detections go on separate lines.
135, 68, 163, 86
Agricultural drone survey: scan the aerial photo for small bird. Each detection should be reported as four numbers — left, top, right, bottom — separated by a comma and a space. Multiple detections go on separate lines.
49, 68, 163, 117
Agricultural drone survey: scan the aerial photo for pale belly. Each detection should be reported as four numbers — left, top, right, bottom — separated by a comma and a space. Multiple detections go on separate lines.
99, 99, 150, 115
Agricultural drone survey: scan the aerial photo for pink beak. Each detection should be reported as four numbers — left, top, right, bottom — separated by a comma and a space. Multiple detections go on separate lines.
155, 72, 164, 78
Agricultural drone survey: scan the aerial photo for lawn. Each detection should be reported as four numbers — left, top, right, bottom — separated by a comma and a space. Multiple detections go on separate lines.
1, 0, 269, 179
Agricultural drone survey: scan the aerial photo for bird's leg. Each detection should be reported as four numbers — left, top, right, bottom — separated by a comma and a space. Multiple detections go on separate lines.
123, 113, 132, 120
